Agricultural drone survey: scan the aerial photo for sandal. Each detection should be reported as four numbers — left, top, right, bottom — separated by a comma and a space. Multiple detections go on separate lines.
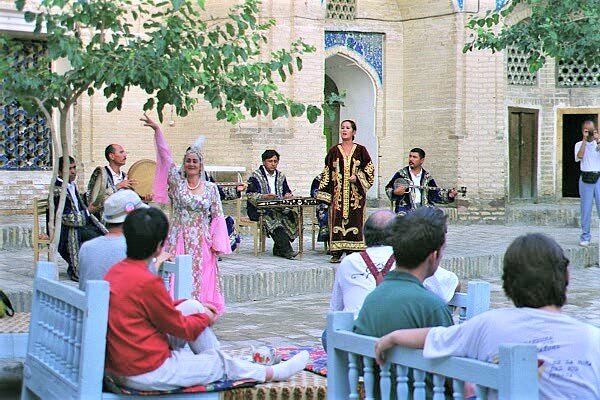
329, 255, 341, 263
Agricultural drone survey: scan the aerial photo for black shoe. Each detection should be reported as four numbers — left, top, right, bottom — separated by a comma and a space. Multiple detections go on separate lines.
67, 269, 79, 282
273, 249, 298, 260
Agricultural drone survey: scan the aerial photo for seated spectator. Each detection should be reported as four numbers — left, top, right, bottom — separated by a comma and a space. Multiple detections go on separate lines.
330, 210, 459, 318
353, 207, 454, 338
104, 207, 309, 391
78, 190, 149, 290
375, 233, 600, 400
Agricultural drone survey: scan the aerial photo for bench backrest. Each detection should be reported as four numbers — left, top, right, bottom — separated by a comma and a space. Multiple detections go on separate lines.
326, 281, 539, 400
447, 280, 490, 323
22, 261, 109, 399
22, 255, 193, 400
160, 255, 193, 299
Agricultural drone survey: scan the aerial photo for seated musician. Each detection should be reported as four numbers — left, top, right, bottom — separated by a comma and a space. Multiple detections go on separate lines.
86, 143, 138, 222
385, 148, 457, 214
52, 156, 107, 282
246, 150, 299, 260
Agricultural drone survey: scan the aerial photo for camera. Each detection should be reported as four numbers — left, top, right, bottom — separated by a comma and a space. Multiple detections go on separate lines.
587, 129, 596, 137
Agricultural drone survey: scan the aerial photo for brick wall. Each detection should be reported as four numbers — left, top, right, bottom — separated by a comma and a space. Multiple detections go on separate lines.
3, 0, 600, 222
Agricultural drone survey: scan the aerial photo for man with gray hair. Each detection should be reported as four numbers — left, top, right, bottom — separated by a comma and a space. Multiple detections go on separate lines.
329, 210, 459, 318
323, 209, 459, 349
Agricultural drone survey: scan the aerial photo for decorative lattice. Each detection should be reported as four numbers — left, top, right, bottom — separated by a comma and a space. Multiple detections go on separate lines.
557, 59, 600, 88
506, 46, 537, 86
0, 39, 52, 170
326, 0, 356, 20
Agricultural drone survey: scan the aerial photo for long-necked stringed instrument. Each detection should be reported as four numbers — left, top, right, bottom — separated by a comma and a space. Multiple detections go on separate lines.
393, 177, 467, 197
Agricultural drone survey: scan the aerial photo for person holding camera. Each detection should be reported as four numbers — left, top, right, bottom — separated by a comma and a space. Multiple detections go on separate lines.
575, 120, 600, 246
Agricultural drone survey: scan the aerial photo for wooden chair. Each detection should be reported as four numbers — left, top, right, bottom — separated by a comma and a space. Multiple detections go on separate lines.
32, 197, 51, 265
20, 256, 219, 400
236, 195, 265, 256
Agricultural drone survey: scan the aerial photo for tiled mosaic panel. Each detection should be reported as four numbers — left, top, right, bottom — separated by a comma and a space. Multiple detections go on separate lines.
457, 0, 507, 10
557, 59, 600, 88
0, 39, 51, 170
326, 0, 356, 20
506, 46, 537, 86
324, 31, 383, 85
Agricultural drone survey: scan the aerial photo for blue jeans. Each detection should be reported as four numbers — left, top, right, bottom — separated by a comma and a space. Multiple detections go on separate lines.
579, 177, 600, 242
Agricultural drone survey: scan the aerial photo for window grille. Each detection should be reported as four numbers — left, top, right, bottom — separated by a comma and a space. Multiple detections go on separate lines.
506, 46, 537, 86
327, 0, 357, 20
557, 59, 600, 88
0, 39, 52, 171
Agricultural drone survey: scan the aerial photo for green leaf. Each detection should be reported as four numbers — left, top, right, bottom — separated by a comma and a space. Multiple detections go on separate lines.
306, 105, 321, 123
196, 0, 205, 9
272, 103, 288, 119
289, 102, 305, 117
106, 100, 117, 112
143, 98, 155, 111
225, 23, 235, 37
296, 57, 303, 71
278, 67, 286, 82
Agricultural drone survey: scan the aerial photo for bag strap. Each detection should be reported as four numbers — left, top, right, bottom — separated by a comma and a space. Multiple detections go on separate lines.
0, 290, 14, 317
360, 251, 394, 286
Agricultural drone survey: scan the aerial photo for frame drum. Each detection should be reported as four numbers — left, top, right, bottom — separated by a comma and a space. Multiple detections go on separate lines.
88, 166, 107, 207
128, 159, 156, 199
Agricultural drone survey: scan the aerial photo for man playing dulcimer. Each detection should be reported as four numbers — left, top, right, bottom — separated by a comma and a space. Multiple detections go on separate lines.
385, 148, 460, 214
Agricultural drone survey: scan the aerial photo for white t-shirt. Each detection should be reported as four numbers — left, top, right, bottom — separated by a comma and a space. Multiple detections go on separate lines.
329, 246, 459, 317
574, 140, 600, 172
410, 169, 423, 205
424, 308, 600, 400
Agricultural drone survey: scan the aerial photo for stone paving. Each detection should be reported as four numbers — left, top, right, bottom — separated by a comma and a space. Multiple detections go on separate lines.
215, 265, 600, 352
3, 223, 600, 398
2, 223, 599, 310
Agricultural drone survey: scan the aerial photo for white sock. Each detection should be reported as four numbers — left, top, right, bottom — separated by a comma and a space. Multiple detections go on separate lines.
271, 350, 310, 381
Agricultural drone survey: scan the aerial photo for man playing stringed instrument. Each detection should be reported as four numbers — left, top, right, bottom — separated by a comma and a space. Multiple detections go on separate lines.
385, 148, 458, 214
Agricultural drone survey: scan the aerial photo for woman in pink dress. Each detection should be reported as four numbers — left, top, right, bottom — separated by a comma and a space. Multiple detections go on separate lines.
142, 114, 230, 315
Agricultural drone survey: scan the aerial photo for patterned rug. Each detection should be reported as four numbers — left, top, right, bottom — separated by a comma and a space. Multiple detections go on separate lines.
277, 346, 328, 377
103, 347, 328, 398
0, 312, 29, 333
223, 370, 327, 400
104, 376, 257, 395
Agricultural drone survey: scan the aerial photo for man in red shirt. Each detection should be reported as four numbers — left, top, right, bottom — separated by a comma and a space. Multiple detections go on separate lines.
104, 208, 308, 390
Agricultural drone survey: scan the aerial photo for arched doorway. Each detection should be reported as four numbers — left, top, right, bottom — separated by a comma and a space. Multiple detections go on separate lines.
324, 53, 378, 198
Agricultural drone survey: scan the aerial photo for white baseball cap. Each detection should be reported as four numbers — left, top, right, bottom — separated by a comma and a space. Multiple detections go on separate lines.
103, 190, 148, 224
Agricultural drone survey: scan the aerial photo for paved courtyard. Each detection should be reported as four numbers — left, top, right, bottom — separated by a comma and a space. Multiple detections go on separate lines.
216, 265, 600, 351
2, 222, 600, 398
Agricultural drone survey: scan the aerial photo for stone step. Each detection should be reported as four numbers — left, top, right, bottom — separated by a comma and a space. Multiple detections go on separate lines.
3, 223, 598, 313
505, 202, 598, 227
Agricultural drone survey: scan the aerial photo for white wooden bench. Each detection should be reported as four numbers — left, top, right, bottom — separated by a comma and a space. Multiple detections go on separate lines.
20, 256, 217, 399
326, 280, 539, 400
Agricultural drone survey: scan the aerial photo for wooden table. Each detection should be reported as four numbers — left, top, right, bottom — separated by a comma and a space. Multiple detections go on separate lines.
250, 197, 319, 255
